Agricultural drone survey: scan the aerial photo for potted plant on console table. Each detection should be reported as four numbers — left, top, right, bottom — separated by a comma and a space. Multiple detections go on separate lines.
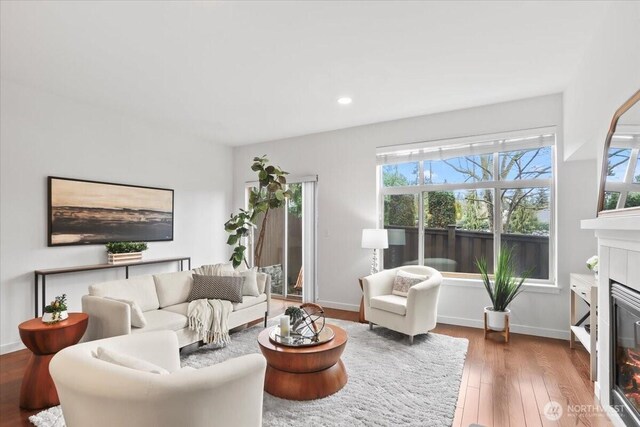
476, 247, 531, 342
105, 241, 148, 265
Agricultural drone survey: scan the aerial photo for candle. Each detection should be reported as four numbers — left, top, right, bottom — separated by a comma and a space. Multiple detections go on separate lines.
280, 315, 290, 337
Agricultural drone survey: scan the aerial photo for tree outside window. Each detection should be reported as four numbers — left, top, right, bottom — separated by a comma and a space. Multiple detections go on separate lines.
381, 142, 553, 280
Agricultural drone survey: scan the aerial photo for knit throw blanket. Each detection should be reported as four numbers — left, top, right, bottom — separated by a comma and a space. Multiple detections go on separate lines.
187, 299, 232, 345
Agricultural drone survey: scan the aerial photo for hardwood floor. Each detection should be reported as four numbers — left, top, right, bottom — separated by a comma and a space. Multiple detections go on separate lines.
1, 349, 33, 426
435, 323, 611, 427
0, 302, 608, 427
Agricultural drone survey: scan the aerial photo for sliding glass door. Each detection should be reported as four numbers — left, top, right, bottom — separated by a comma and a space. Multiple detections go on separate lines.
286, 183, 303, 298
248, 179, 316, 302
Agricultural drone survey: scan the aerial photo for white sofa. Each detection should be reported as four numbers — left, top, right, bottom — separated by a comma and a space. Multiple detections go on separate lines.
362, 266, 442, 344
50, 331, 267, 427
82, 270, 271, 347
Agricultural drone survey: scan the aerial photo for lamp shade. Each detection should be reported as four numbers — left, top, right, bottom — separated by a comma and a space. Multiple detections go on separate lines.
361, 229, 389, 249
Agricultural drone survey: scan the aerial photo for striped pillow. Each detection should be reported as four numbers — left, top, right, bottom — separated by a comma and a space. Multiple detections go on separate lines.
188, 274, 244, 303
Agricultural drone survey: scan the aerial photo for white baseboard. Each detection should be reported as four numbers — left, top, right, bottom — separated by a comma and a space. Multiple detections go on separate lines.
316, 299, 359, 312
1, 341, 25, 355
316, 304, 569, 340
437, 315, 570, 340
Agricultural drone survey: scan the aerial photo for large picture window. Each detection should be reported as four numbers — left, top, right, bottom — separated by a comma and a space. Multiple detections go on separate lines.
378, 129, 555, 282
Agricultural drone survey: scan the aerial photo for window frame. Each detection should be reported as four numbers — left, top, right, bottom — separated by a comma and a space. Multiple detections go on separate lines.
377, 128, 557, 286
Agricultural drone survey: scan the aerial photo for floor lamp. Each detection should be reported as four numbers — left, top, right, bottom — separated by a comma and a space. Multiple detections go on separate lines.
362, 229, 389, 275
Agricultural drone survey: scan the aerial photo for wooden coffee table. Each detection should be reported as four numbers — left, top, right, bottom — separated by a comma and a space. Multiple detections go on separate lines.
18, 313, 88, 409
257, 324, 348, 400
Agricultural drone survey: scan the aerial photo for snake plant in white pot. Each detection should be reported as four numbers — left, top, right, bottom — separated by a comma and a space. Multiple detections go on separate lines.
476, 247, 531, 332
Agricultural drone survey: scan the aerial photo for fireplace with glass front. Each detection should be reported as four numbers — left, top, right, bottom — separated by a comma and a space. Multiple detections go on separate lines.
611, 281, 640, 427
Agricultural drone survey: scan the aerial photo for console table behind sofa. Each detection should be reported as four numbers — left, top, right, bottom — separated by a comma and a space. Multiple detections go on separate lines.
34, 256, 191, 317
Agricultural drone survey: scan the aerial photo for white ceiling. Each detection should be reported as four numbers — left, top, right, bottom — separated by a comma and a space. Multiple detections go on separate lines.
1, 1, 609, 146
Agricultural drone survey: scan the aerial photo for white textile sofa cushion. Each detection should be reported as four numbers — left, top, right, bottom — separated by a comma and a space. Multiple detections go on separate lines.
362, 266, 442, 344
82, 269, 271, 347
50, 331, 266, 427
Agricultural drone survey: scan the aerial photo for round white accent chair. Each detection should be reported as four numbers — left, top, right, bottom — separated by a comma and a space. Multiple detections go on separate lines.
49, 330, 266, 427
362, 265, 442, 344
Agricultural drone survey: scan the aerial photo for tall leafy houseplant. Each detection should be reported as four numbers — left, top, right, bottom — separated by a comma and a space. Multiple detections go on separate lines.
225, 156, 292, 268
476, 247, 531, 331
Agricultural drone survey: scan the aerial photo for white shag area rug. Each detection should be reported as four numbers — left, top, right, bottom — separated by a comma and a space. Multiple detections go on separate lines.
31, 318, 468, 427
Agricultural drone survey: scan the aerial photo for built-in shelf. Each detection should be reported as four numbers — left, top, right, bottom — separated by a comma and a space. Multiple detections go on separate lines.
570, 325, 597, 354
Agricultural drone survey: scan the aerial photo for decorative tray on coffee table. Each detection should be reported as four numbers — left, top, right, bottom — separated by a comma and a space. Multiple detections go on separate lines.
269, 325, 335, 347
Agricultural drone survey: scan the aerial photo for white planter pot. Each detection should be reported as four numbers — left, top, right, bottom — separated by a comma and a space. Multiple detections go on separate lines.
108, 252, 143, 265
484, 307, 510, 332
42, 310, 68, 324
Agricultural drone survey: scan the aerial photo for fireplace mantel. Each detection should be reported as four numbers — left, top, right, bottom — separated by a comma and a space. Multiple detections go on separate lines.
582, 215, 640, 427
582, 216, 640, 232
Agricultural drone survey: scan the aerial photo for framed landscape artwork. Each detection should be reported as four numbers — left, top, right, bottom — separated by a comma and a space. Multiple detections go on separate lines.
48, 177, 174, 246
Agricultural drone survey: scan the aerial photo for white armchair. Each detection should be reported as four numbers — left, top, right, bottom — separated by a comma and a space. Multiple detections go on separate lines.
363, 266, 442, 344
49, 331, 267, 427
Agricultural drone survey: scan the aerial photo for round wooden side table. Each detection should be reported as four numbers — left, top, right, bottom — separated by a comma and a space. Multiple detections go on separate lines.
18, 312, 88, 409
257, 324, 348, 400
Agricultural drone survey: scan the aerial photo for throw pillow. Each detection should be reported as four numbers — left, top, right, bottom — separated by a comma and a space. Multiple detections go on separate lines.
188, 274, 244, 303
93, 347, 169, 375
391, 270, 429, 297
239, 267, 260, 297
105, 297, 147, 328
193, 262, 234, 276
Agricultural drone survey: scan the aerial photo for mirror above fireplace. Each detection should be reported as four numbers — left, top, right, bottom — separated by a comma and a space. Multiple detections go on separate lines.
598, 90, 640, 216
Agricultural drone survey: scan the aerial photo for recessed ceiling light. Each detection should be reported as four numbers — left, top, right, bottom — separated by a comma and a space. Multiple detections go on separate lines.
337, 97, 352, 105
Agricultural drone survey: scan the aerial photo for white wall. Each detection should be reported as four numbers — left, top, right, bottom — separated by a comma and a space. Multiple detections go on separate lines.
233, 94, 597, 339
563, 2, 640, 162
0, 80, 233, 353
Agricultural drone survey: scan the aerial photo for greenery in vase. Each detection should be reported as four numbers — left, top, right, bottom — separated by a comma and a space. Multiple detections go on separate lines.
586, 255, 598, 274
476, 247, 531, 312
105, 242, 148, 254
224, 156, 292, 268
44, 294, 67, 314
284, 306, 305, 325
